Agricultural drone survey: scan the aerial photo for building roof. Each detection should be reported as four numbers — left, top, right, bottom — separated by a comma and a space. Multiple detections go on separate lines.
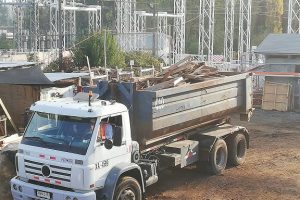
0, 66, 53, 85
44, 72, 89, 82
0, 61, 36, 69
254, 34, 300, 55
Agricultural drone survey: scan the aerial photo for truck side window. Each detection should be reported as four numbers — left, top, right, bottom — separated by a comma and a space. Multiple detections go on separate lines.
98, 115, 123, 146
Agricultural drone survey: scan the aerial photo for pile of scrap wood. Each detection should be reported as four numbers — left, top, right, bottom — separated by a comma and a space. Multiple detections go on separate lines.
135, 56, 224, 91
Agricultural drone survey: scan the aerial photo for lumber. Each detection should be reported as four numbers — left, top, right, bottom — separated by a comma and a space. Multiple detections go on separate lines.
145, 77, 184, 91
0, 98, 19, 133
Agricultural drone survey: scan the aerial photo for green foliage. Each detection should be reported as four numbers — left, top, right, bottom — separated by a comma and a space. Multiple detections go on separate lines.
265, 0, 284, 33
125, 51, 164, 68
26, 53, 39, 62
43, 60, 60, 73
73, 31, 125, 68
0, 34, 13, 50
0, 7, 9, 26
251, 0, 284, 46
43, 57, 75, 73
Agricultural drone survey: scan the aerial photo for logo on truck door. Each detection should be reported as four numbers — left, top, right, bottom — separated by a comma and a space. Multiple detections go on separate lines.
95, 160, 109, 170
154, 97, 165, 110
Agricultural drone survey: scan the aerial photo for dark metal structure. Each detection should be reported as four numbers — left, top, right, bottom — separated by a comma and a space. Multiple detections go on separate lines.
91, 72, 253, 150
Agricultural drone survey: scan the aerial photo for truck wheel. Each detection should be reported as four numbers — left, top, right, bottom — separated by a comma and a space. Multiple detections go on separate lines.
228, 133, 247, 166
208, 139, 228, 175
114, 176, 142, 200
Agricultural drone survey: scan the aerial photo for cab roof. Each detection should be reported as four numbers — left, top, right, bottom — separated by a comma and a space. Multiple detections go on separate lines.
30, 97, 128, 118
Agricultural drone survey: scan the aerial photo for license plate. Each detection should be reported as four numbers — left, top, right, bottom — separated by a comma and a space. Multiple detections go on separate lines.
36, 190, 51, 199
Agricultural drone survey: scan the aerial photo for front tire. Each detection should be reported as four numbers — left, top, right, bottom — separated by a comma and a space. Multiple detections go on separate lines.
114, 176, 142, 200
208, 139, 228, 175
228, 133, 247, 166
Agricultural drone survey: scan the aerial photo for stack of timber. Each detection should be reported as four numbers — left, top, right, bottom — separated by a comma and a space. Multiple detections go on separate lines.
134, 57, 224, 91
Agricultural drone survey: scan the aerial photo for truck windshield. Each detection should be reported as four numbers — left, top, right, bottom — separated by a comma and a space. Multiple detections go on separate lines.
21, 112, 96, 155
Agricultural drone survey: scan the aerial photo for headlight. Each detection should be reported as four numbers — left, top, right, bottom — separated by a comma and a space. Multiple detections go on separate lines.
18, 186, 23, 192
66, 196, 71, 200
13, 184, 17, 190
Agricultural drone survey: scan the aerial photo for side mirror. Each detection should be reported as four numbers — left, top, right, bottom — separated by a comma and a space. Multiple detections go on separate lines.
104, 139, 113, 150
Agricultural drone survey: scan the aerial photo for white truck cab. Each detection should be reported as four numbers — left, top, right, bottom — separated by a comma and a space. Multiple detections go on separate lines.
11, 94, 144, 200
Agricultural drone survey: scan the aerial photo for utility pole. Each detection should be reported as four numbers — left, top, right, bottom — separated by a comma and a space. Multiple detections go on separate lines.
152, 2, 157, 56
104, 29, 107, 69
58, 0, 63, 71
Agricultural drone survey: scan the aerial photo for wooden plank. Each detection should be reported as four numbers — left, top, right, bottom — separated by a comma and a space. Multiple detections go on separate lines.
183, 74, 205, 82
171, 62, 196, 75
275, 102, 289, 112
0, 98, 19, 133
145, 77, 184, 91
275, 94, 289, 103
161, 56, 195, 81
154, 73, 249, 97
0, 115, 7, 137
262, 102, 276, 110
276, 85, 290, 94
263, 94, 276, 101
262, 82, 290, 112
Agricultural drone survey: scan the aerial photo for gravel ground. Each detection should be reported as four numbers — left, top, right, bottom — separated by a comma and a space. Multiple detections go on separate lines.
1, 109, 300, 200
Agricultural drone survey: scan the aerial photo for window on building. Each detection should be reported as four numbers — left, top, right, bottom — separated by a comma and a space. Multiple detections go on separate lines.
295, 65, 300, 73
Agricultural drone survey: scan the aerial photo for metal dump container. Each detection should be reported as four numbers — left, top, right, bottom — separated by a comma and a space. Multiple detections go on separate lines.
94, 72, 253, 150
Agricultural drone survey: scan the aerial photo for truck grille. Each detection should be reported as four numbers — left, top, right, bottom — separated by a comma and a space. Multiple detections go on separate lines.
24, 159, 71, 182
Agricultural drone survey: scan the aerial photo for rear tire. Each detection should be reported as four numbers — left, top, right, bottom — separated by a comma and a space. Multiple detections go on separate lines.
114, 176, 142, 200
228, 133, 247, 166
208, 139, 228, 175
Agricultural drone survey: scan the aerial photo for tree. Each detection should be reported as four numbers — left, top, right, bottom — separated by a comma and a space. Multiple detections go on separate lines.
125, 51, 164, 68
265, 0, 284, 33
73, 31, 125, 68
27, 53, 39, 62
0, 34, 13, 50
0, 6, 9, 26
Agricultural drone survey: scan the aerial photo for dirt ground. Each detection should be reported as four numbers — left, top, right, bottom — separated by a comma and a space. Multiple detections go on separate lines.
0, 151, 15, 200
146, 109, 300, 200
1, 109, 300, 200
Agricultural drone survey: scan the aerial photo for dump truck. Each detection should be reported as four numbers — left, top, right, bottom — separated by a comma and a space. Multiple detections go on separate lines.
11, 72, 253, 200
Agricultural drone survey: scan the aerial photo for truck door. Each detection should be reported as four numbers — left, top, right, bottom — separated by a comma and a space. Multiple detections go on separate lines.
94, 113, 131, 178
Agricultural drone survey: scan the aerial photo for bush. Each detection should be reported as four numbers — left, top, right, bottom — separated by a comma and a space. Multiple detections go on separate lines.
125, 51, 165, 69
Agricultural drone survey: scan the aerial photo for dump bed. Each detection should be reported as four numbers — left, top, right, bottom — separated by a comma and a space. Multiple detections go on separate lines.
94, 72, 253, 150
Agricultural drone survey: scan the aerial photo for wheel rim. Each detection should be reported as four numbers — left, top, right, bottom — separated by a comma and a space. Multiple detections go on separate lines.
237, 139, 246, 159
216, 147, 225, 167
118, 187, 136, 200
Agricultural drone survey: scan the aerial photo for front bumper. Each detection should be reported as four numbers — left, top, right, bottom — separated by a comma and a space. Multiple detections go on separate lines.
11, 177, 96, 200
